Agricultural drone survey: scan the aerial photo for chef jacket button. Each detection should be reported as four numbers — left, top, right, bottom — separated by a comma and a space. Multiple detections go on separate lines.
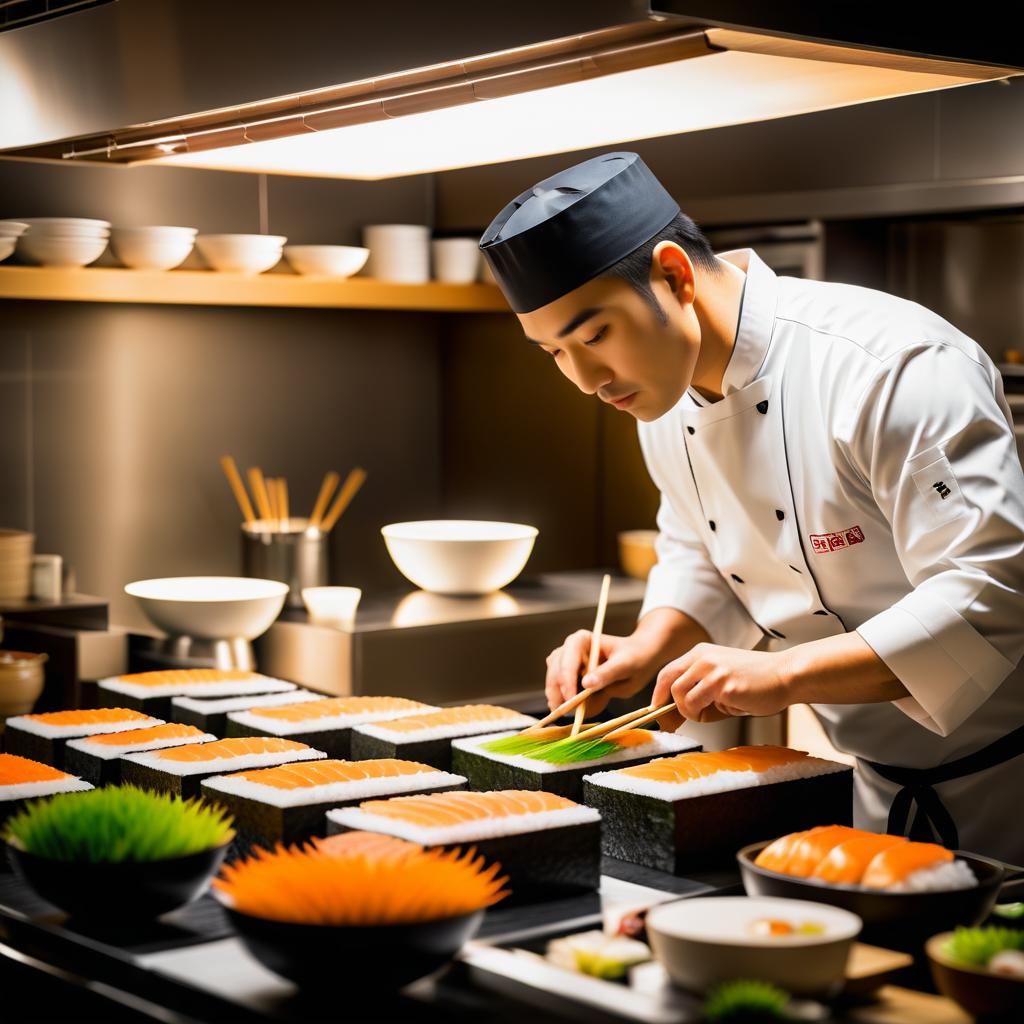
709, 520, 716, 531
775, 509, 785, 521
687, 426, 695, 435
814, 610, 828, 616
769, 629, 786, 639
731, 574, 744, 584
756, 400, 769, 415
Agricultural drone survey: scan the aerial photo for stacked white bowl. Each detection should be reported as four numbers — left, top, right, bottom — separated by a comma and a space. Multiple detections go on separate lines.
0, 221, 29, 263
195, 234, 287, 274
110, 225, 197, 270
16, 218, 111, 267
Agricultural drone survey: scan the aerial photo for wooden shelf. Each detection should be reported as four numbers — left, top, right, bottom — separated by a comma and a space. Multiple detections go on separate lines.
0, 265, 510, 313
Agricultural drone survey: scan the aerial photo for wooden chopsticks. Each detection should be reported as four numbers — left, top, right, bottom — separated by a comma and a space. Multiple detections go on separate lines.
572, 703, 676, 743
218, 457, 365, 535
571, 573, 612, 737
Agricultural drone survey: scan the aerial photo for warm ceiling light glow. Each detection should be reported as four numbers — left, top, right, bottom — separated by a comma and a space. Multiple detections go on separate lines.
151, 51, 997, 180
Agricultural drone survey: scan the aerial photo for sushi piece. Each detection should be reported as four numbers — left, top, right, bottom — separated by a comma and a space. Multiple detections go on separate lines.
170, 689, 324, 735
64, 723, 217, 786
327, 789, 602, 902
451, 726, 700, 801
583, 745, 854, 873
0, 753, 92, 829
754, 825, 978, 892
120, 736, 327, 800
200, 758, 467, 853
97, 668, 299, 719
350, 704, 537, 770
225, 696, 438, 759
3, 708, 162, 770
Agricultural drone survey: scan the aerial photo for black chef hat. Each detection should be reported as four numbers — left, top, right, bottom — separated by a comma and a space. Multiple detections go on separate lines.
479, 151, 679, 313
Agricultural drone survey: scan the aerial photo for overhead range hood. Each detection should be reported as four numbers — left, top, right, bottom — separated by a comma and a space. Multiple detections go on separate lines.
1, 0, 1020, 179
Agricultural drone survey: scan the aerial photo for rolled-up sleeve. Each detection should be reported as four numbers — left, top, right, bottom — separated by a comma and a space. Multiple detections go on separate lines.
846, 344, 1024, 736
637, 423, 762, 650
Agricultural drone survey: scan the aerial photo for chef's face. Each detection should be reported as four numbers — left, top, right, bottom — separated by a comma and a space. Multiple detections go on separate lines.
516, 242, 701, 422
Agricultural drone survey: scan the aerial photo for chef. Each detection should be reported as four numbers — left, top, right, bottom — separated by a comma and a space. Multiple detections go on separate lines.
479, 151, 1024, 865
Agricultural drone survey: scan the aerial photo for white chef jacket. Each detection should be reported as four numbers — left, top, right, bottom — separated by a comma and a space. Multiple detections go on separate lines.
637, 246, 1024, 863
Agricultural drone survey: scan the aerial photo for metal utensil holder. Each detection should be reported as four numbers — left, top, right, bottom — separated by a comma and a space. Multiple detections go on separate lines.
242, 518, 329, 608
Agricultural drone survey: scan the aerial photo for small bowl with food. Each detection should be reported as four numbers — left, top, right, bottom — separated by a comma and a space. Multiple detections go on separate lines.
646, 895, 861, 997
927, 926, 1024, 1019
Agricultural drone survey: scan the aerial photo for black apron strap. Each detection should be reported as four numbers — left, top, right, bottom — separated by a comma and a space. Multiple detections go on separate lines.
863, 723, 1024, 850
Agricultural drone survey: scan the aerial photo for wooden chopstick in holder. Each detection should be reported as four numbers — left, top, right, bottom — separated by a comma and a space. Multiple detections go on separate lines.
320, 466, 367, 533
309, 471, 340, 529
220, 455, 256, 527
248, 467, 273, 523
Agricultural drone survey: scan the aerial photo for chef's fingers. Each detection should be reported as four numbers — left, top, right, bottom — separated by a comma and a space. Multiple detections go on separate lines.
651, 652, 694, 708
580, 646, 639, 691
672, 676, 716, 720
550, 630, 591, 704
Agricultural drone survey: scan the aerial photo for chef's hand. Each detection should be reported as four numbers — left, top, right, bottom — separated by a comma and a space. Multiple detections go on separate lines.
544, 630, 662, 716
652, 643, 791, 731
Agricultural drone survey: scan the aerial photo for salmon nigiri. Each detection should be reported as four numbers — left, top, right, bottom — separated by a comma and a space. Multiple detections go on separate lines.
811, 833, 908, 884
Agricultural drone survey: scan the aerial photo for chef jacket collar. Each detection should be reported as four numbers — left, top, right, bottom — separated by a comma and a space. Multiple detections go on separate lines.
687, 247, 778, 406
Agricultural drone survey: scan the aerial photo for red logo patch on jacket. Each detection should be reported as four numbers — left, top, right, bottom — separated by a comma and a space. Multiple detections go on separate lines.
810, 525, 865, 554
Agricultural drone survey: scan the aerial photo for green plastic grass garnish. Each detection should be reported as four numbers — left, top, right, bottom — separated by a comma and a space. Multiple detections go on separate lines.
993, 903, 1024, 921
943, 926, 1024, 967
481, 732, 624, 765
3, 785, 235, 863
703, 979, 790, 1022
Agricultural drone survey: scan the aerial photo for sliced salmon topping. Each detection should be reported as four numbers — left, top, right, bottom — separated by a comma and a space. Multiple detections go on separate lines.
371, 705, 522, 734
811, 834, 909, 884
860, 841, 953, 890
358, 789, 573, 827
113, 669, 259, 687
0, 753, 69, 785
236, 758, 438, 789
24, 708, 151, 727
755, 830, 812, 873
156, 737, 309, 762
783, 826, 866, 877
247, 696, 429, 723
85, 723, 205, 747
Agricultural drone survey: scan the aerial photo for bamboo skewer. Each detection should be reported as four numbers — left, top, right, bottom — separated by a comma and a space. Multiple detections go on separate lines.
266, 476, 280, 524
247, 467, 273, 523
220, 455, 256, 526
570, 704, 656, 743
571, 573, 612, 738
521, 687, 593, 734
603, 703, 676, 740
309, 471, 340, 529
320, 466, 367, 533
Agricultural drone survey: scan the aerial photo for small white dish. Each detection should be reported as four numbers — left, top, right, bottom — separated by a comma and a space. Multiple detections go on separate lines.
0, 238, 16, 262
647, 896, 861, 997
431, 238, 480, 284
301, 586, 362, 628
284, 245, 369, 278
125, 576, 288, 641
0, 221, 30, 238
17, 233, 109, 267
111, 226, 197, 270
19, 217, 111, 236
195, 234, 286, 274
381, 520, 537, 595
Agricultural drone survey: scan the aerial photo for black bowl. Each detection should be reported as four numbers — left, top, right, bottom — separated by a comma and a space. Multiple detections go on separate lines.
737, 840, 1009, 953
6, 840, 231, 922
223, 904, 484, 991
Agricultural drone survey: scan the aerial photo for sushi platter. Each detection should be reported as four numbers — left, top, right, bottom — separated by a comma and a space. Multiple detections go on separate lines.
0, 668, 1008, 1022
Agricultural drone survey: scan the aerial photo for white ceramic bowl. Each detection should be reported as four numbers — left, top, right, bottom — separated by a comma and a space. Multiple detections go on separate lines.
284, 245, 369, 278
647, 896, 862, 997
381, 520, 537, 595
17, 233, 109, 267
0, 238, 15, 262
362, 224, 430, 283
111, 227, 197, 270
301, 586, 362, 628
431, 238, 480, 284
0, 221, 29, 238
195, 234, 286, 274
125, 576, 288, 641
19, 217, 111, 236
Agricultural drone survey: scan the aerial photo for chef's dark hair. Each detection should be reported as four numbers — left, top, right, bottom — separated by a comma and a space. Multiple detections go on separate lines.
602, 213, 723, 325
